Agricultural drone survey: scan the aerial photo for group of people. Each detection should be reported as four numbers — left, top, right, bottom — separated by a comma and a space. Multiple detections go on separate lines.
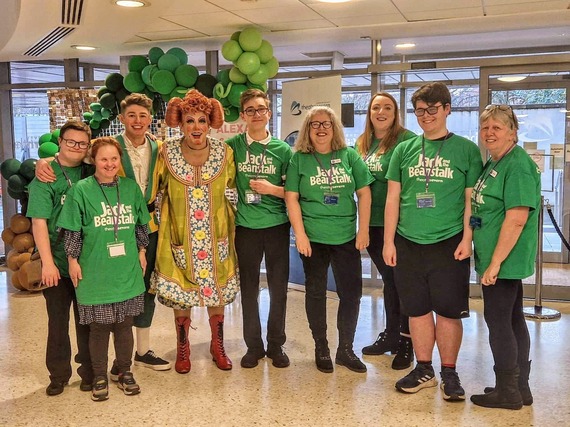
27, 81, 540, 410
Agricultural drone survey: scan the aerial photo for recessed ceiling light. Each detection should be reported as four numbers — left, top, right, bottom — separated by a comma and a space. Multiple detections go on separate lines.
497, 75, 527, 82
395, 43, 416, 49
72, 45, 97, 51
115, 0, 148, 7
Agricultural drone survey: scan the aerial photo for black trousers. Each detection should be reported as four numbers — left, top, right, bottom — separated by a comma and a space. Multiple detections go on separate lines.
43, 276, 92, 383
235, 222, 290, 352
300, 239, 362, 347
133, 231, 158, 328
367, 226, 410, 341
89, 316, 134, 378
482, 278, 530, 370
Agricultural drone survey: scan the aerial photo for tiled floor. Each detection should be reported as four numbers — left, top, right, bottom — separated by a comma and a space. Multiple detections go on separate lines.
1, 269, 569, 426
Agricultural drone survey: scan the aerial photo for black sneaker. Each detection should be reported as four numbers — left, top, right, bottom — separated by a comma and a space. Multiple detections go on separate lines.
362, 331, 399, 355
110, 364, 120, 382
440, 367, 465, 401
134, 350, 172, 371
117, 372, 140, 396
240, 349, 266, 368
335, 346, 367, 373
267, 347, 290, 368
395, 363, 437, 393
79, 379, 93, 392
315, 345, 333, 373
46, 380, 67, 396
392, 336, 414, 370
91, 376, 109, 402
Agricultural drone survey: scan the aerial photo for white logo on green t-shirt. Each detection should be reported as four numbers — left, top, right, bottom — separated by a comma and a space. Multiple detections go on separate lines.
409, 154, 454, 179
94, 202, 135, 227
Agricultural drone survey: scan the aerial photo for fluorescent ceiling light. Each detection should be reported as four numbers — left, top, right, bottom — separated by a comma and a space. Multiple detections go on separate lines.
497, 75, 527, 82
395, 43, 416, 49
115, 0, 147, 7
72, 45, 97, 51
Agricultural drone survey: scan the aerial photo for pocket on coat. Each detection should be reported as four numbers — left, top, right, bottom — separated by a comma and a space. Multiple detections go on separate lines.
171, 244, 187, 270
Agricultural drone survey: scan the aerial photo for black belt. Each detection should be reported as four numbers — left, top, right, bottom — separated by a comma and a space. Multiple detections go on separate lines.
147, 201, 156, 213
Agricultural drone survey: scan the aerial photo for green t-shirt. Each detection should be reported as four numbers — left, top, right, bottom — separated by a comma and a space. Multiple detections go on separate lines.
472, 145, 541, 279
226, 133, 292, 229
364, 129, 416, 226
27, 160, 90, 277
386, 133, 483, 244
285, 147, 374, 245
57, 176, 150, 305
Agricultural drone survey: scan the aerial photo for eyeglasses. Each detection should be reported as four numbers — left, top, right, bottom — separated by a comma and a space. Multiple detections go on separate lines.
484, 104, 514, 116
309, 121, 333, 129
243, 107, 269, 116
414, 104, 444, 117
63, 139, 90, 150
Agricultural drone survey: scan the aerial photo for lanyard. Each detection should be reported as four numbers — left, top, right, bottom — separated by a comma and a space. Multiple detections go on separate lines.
54, 154, 73, 188
246, 142, 268, 179
363, 138, 381, 162
96, 178, 121, 242
312, 151, 336, 193
473, 144, 517, 202
421, 133, 449, 192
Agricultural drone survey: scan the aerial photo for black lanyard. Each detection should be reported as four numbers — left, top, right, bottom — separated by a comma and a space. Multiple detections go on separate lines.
96, 178, 121, 242
246, 141, 268, 179
421, 133, 449, 193
312, 151, 336, 193
54, 154, 73, 188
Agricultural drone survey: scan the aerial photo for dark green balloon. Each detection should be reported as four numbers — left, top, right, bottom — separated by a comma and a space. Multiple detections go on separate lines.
99, 92, 117, 109
19, 158, 38, 181
105, 73, 124, 92
1, 158, 22, 180
194, 74, 218, 98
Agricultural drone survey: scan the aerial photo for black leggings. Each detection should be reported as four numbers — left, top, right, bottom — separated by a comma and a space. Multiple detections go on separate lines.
482, 279, 530, 370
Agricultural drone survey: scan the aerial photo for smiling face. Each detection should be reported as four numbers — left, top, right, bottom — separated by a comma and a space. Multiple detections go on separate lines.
181, 111, 209, 148
93, 144, 121, 183
58, 128, 90, 166
369, 95, 396, 138
309, 111, 334, 153
119, 104, 152, 143
415, 100, 450, 139
241, 96, 271, 137
480, 117, 516, 159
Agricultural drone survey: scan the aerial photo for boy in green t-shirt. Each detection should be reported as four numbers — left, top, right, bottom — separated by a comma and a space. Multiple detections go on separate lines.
225, 89, 292, 369
383, 83, 483, 401
27, 120, 93, 396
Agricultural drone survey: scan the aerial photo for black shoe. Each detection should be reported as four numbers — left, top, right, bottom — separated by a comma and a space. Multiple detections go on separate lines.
110, 363, 120, 382
240, 349, 265, 368
335, 346, 367, 373
79, 379, 93, 392
392, 336, 414, 370
91, 376, 109, 402
395, 363, 437, 393
134, 350, 172, 371
117, 371, 140, 396
46, 380, 67, 396
362, 331, 398, 355
315, 345, 333, 373
440, 367, 465, 401
267, 347, 290, 368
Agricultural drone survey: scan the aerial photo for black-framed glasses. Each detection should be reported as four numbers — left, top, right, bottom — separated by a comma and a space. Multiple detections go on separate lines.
414, 104, 444, 117
63, 139, 90, 150
243, 107, 269, 116
484, 104, 514, 116
309, 121, 333, 129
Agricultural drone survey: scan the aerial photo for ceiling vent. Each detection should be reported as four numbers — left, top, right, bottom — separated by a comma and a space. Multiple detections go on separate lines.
23, 26, 75, 56
62, 0, 85, 25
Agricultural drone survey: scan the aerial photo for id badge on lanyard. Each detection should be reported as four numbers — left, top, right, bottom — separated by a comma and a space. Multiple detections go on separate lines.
107, 241, 126, 257
416, 192, 436, 208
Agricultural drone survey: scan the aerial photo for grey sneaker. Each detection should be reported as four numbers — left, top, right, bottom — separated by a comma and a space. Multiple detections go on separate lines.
440, 367, 465, 401
91, 376, 109, 402
117, 371, 140, 396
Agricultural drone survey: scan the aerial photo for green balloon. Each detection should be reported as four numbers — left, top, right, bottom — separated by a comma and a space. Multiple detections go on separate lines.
161, 92, 171, 102
158, 53, 181, 72
216, 69, 231, 87
141, 64, 158, 86
116, 88, 130, 102
124, 72, 146, 93
89, 102, 102, 112
38, 142, 59, 158
265, 56, 279, 78
105, 73, 124, 92
174, 64, 199, 87
229, 66, 247, 84
97, 86, 111, 98
101, 108, 112, 119
99, 92, 117, 109
247, 64, 269, 85
92, 111, 102, 122
152, 70, 177, 95
1, 158, 22, 180
237, 52, 260, 75
170, 86, 189, 100
239, 27, 263, 52
230, 31, 241, 42
90, 119, 100, 130
50, 129, 60, 143
100, 119, 111, 129
8, 174, 28, 193
247, 81, 268, 92
148, 47, 164, 65
83, 111, 93, 121
221, 40, 243, 62
128, 55, 149, 72
224, 106, 240, 123
194, 74, 218, 98
39, 133, 52, 144
166, 47, 188, 65
255, 40, 273, 63
227, 84, 248, 108
19, 158, 38, 181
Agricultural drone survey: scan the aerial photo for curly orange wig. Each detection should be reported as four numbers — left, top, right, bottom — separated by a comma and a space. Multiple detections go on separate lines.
165, 89, 225, 130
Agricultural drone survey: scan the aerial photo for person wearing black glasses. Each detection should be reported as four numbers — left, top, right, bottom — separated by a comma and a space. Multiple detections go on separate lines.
383, 82, 483, 401
470, 105, 540, 410
27, 120, 94, 397
285, 106, 373, 373
225, 89, 293, 369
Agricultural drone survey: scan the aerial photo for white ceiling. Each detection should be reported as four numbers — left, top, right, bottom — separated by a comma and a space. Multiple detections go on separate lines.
0, 0, 569, 69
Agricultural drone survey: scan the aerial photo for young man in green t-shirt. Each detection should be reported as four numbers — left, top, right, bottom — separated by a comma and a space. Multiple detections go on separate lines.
225, 89, 292, 369
383, 82, 483, 401
27, 120, 93, 396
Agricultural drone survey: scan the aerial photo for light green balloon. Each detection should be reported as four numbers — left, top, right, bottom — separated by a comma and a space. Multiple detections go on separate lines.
247, 64, 269, 85
265, 56, 279, 78
237, 52, 260, 75
229, 66, 247, 84
255, 40, 273, 63
239, 27, 263, 52
221, 40, 243, 62
230, 31, 241, 42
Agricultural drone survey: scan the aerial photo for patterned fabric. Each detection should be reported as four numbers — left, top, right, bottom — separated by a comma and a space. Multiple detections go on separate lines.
78, 294, 144, 325
135, 224, 150, 249
151, 136, 239, 308
64, 230, 83, 259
